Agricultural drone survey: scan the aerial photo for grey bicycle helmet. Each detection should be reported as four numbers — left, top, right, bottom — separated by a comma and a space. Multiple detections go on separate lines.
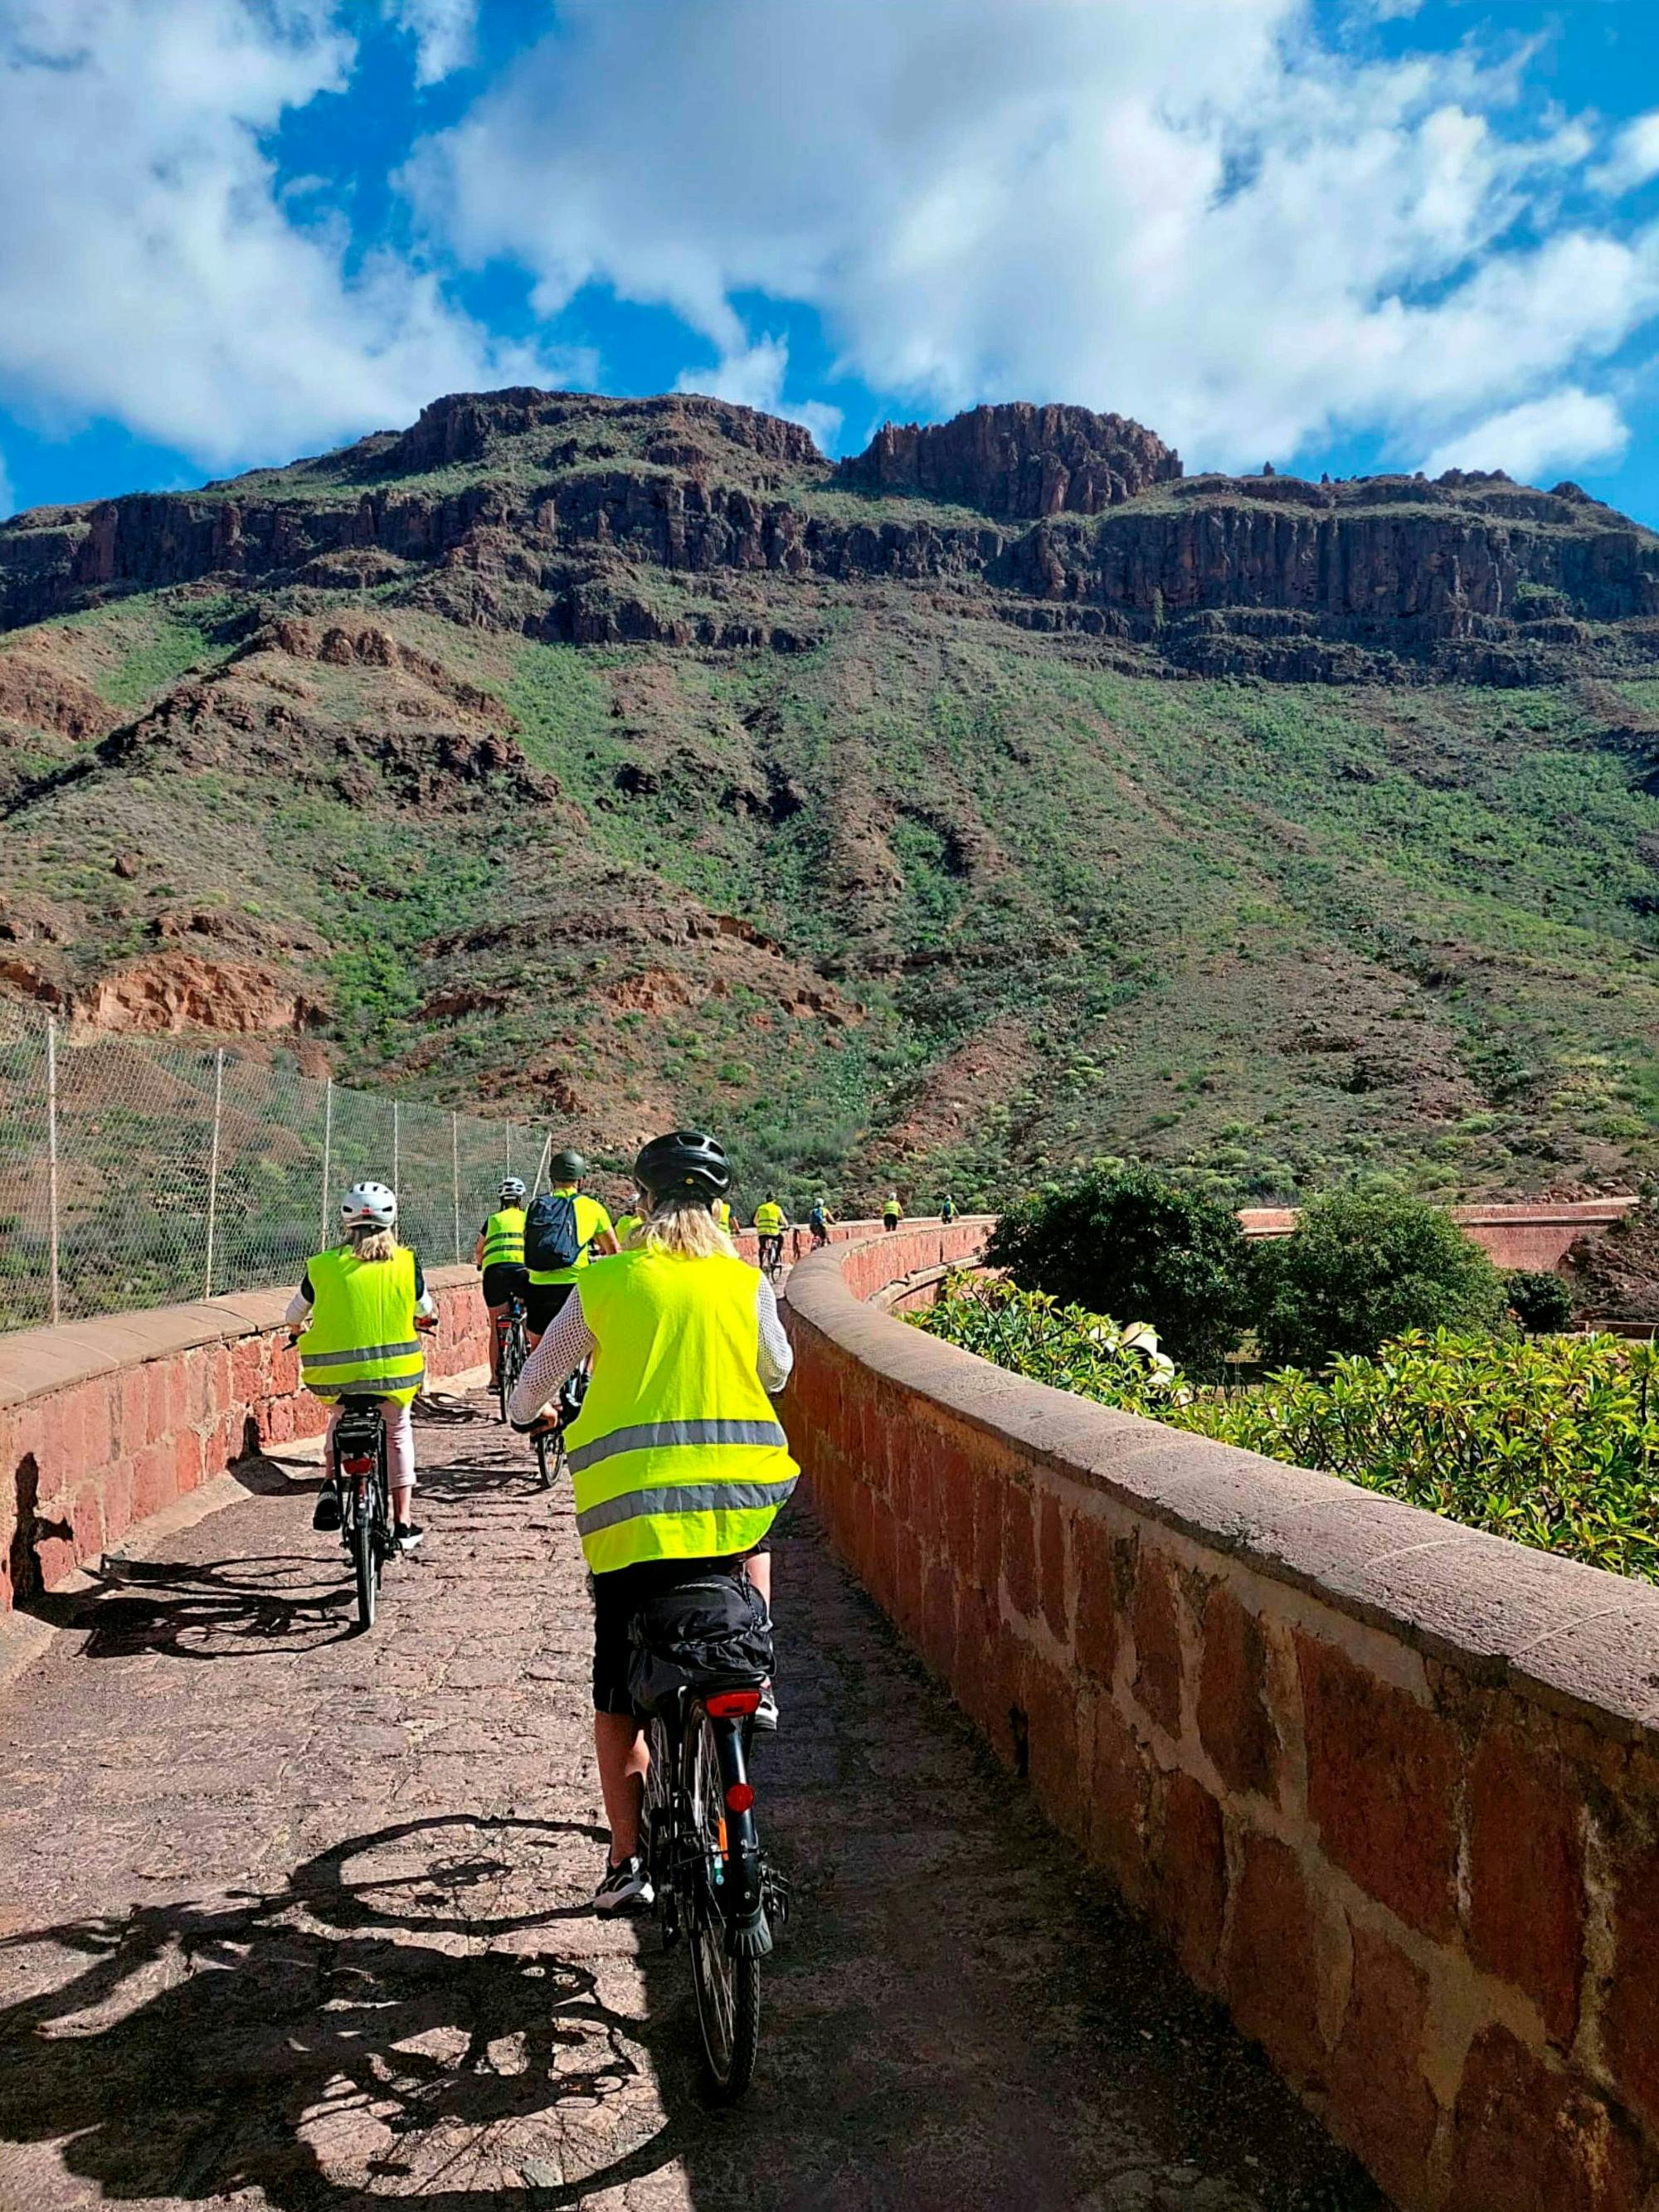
633, 1129, 731, 1199
550, 1148, 587, 1180
499, 1176, 527, 1202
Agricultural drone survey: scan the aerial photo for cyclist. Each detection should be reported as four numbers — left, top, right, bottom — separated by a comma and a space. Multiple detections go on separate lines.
713, 1194, 734, 1234
523, 1149, 619, 1345
611, 1185, 646, 1248
474, 1176, 530, 1389
293, 1181, 434, 1553
941, 1192, 957, 1224
883, 1190, 903, 1232
508, 1129, 795, 1912
808, 1195, 834, 1247
752, 1192, 788, 1276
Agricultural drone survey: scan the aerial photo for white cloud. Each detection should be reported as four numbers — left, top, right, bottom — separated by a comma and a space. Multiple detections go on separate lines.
414, 0, 1659, 478
0, 0, 557, 473
383, 0, 479, 86
1593, 111, 1659, 197
1419, 388, 1630, 482
675, 336, 842, 453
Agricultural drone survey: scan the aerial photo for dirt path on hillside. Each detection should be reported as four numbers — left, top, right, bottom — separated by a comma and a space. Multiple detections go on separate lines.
0, 1393, 1384, 2211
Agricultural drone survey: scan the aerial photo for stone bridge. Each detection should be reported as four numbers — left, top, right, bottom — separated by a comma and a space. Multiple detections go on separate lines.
1, 1218, 1656, 2210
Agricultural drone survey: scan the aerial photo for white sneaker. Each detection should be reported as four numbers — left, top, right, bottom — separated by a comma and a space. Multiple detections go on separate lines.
753, 1683, 779, 1733
594, 1856, 654, 1914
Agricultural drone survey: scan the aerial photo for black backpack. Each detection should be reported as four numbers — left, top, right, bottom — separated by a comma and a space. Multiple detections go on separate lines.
523, 1192, 583, 1271
627, 1573, 774, 1714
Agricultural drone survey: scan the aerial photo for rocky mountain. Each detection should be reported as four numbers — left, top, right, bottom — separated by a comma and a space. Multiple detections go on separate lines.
5, 388, 1659, 1209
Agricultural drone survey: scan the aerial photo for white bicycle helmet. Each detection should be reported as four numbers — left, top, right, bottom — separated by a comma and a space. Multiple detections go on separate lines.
499, 1176, 527, 1202
341, 1180, 397, 1232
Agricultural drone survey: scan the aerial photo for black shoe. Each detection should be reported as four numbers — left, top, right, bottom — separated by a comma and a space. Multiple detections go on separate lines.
312, 1487, 342, 1534
394, 1521, 425, 1553
594, 1856, 654, 1914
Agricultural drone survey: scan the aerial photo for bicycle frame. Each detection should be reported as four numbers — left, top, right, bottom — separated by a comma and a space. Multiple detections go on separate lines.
645, 1690, 773, 1957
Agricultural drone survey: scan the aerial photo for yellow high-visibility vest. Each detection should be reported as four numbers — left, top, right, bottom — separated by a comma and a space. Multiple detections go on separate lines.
713, 1198, 733, 1232
753, 1202, 784, 1235
613, 1213, 644, 1247
298, 1246, 424, 1406
565, 1247, 797, 1574
480, 1207, 525, 1268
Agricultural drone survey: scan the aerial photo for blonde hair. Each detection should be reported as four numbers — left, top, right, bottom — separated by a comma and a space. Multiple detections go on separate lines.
346, 1225, 399, 1264
640, 1194, 738, 1261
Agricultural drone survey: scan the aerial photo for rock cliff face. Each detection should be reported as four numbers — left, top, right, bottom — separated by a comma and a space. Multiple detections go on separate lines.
2, 388, 1657, 684
836, 400, 1181, 516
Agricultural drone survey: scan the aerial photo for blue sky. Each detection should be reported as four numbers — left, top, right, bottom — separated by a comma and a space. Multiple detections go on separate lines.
6, 1, 1659, 522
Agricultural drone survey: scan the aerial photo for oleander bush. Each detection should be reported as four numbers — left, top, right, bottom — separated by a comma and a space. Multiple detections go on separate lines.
917, 1273, 1659, 1581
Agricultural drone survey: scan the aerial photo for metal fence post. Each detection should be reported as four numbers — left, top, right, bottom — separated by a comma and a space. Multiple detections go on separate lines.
505, 1121, 513, 1179
533, 1130, 552, 1196
46, 1015, 61, 1326
320, 1078, 333, 1247
392, 1100, 401, 1194
203, 1047, 224, 1300
451, 1111, 461, 1264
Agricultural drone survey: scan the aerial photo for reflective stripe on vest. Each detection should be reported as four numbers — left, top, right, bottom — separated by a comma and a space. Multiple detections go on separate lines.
564, 1246, 798, 1574
753, 1204, 783, 1234
298, 1245, 425, 1406
481, 1207, 525, 1268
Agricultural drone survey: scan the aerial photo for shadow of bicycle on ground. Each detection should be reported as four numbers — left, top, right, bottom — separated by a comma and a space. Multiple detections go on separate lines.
0, 1813, 701, 2210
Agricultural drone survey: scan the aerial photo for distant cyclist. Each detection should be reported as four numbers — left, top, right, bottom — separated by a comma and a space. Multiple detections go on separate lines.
523, 1149, 619, 1346
713, 1195, 734, 1234
474, 1176, 530, 1389
294, 1181, 435, 1553
808, 1195, 834, 1247
883, 1190, 903, 1232
508, 1130, 795, 1908
752, 1192, 789, 1276
941, 1193, 957, 1224
612, 1185, 647, 1248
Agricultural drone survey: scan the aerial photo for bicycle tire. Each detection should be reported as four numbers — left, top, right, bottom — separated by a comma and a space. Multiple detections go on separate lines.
534, 1427, 552, 1490
352, 1494, 377, 1631
688, 1712, 761, 2100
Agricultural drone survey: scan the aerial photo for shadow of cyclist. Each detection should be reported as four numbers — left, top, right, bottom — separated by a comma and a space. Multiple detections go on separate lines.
0, 1813, 693, 2210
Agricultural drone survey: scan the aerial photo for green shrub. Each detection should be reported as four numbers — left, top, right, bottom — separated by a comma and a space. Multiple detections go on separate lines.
913, 1272, 1178, 1417
1252, 1190, 1511, 1368
985, 1161, 1249, 1375
1506, 1268, 1576, 1334
920, 1276, 1659, 1581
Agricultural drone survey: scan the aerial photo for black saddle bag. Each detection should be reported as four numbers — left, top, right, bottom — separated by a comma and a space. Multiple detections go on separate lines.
626, 1573, 774, 1715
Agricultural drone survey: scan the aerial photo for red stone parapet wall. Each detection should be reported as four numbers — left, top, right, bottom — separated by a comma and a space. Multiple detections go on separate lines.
783, 1223, 1659, 2212
0, 1266, 492, 1612
1238, 1197, 1637, 1273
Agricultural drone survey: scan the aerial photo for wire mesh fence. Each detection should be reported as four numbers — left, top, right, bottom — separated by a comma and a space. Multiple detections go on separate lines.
0, 1003, 552, 1334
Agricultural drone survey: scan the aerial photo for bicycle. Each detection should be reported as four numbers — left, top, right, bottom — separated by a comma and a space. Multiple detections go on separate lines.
757, 1232, 785, 1284
495, 1293, 530, 1425
529, 1364, 588, 1490
330, 1394, 395, 1633
641, 1679, 789, 2100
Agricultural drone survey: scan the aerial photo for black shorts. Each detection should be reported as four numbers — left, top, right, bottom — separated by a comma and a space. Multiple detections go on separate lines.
591, 1551, 768, 1715
481, 1262, 530, 1308
525, 1278, 577, 1334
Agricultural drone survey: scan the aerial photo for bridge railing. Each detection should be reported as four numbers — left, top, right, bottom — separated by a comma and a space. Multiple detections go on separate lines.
782, 1221, 1659, 2212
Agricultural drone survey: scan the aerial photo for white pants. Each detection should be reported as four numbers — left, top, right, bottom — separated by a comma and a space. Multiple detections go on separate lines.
327, 1398, 416, 1492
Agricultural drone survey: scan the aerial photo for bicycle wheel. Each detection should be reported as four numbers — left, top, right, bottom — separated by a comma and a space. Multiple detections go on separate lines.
499, 1315, 526, 1424
534, 1427, 553, 1489
687, 1712, 761, 2100
351, 1484, 377, 1631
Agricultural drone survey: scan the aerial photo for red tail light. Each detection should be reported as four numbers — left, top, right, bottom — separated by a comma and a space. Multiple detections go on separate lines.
341, 1455, 372, 1475
704, 1689, 761, 1718
724, 1782, 755, 1813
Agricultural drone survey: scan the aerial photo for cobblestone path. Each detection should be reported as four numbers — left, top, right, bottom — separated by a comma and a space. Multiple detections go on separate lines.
0, 1391, 1383, 2212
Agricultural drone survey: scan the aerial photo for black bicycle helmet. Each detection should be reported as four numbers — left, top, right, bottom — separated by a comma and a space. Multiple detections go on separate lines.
633, 1129, 731, 1200
550, 1148, 587, 1179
